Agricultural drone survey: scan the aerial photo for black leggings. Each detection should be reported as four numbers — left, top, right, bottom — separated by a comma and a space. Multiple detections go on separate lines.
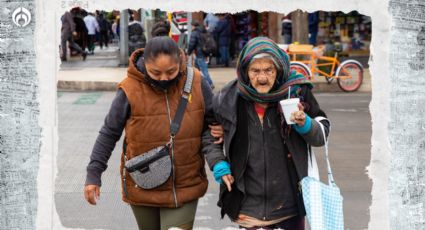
99, 30, 109, 48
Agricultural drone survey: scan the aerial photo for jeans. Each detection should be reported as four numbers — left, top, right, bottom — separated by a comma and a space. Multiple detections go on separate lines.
219, 46, 230, 66
195, 57, 214, 87
283, 34, 292, 44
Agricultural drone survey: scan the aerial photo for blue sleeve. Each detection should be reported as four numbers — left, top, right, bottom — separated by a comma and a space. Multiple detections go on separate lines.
292, 114, 312, 135
213, 161, 231, 184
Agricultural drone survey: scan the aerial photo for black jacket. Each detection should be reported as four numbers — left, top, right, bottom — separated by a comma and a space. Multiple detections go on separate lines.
202, 80, 330, 220
188, 26, 207, 58
128, 22, 146, 54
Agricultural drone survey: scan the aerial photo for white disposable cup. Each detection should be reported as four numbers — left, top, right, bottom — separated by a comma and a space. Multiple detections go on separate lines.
279, 98, 300, 125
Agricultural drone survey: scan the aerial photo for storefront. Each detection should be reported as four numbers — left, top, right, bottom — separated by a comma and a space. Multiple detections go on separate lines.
316, 11, 372, 53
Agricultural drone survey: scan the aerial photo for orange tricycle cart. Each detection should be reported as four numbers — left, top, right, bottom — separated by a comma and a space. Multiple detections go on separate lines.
286, 44, 364, 92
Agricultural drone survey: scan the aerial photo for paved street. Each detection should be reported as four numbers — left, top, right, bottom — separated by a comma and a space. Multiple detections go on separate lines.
55, 90, 371, 230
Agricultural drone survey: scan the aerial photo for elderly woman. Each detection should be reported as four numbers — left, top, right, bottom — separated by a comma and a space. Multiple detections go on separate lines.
203, 37, 330, 229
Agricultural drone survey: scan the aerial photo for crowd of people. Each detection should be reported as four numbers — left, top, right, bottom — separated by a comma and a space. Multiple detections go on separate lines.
80, 11, 331, 229
60, 7, 119, 61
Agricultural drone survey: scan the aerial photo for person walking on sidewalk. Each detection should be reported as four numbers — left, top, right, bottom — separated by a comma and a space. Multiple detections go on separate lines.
60, 9, 87, 61
84, 37, 218, 230
128, 16, 147, 55
97, 13, 110, 49
84, 12, 99, 55
308, 12, 320, 46
281, 14, 292, 44
214, 14, 231, 67
203, 37, 330, 229
203, 13, 220, 66
188, 21, 214, 89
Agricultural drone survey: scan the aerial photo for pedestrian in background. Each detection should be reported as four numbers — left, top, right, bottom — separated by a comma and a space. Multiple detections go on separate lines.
128, 15, 146, 55
84, 12, 99, 55
214, 14, 231, 67
151, 19, 171, 37
204, 37, 330, 229
188, 21, 214, 89
72, 9, 88, 54
60, 9, 87, 61
84, 36, 218, 230
111, 16, 119, 43
281, 14, 292, 44
204, 13, 219, 33
97, 13, 110, 49
204, 13, 220, 65
309, 12, 320, 46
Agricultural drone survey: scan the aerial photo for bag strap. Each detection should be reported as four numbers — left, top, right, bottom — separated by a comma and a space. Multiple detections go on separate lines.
315, 117, 336, 186
170, 66, 194, 137
124, 66, 194, 155
307, 145, 319, 180
307, 117, 335, 185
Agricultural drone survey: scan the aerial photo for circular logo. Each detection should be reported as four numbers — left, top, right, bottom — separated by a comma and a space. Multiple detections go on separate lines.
12, 7, 31, 27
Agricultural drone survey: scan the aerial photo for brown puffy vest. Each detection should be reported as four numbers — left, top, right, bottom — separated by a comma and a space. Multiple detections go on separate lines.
118, 49, 208, 207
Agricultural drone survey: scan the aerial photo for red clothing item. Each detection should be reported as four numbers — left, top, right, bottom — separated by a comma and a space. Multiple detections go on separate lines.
254, 103, 266, 117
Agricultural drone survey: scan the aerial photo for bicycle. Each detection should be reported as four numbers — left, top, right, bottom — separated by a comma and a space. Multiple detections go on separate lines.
286, 44, 364, 92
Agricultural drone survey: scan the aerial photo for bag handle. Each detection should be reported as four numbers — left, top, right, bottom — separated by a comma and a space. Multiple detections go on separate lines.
307, 117, 335, 186
170, 66, 194, 137
317, 117, 335, 185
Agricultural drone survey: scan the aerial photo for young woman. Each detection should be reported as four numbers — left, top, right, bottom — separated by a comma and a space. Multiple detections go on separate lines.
84, 36, 217, 230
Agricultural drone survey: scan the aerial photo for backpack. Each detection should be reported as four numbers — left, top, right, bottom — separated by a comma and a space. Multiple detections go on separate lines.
199, 31, 217, 56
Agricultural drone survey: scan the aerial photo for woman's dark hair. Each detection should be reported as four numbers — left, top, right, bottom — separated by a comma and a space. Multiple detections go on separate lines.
143, 36, 181, 63
151, 20, 171, 37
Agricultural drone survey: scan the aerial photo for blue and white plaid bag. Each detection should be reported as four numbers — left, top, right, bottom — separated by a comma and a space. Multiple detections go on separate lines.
301, 118, 344, 230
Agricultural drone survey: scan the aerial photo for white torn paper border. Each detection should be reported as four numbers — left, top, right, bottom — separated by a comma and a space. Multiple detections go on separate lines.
24, 0, 421, 229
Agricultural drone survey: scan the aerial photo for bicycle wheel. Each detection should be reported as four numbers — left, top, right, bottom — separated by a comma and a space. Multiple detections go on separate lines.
336, 60, 363, 92
290, 61, 312, 80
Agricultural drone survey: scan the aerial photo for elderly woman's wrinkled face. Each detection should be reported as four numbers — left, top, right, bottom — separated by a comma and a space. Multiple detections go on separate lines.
247, 58, 277, 94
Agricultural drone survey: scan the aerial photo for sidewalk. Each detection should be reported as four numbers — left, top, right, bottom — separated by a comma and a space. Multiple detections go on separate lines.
58, 67, 371, 92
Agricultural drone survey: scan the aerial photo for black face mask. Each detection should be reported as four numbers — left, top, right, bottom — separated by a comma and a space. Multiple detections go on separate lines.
148, 76, 181, 91
137, 57, 181, 91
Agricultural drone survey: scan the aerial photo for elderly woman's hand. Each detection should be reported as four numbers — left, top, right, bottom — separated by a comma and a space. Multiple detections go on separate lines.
209, 124, 224, 144
290, 103, 306, 126
222, 174, 234, 192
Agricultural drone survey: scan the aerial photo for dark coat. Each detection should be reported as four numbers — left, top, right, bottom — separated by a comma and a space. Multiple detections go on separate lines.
203, 80, 330, 220
214, 18, 231, 47
188, 25, 207, 58
128, 22, 146, 54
